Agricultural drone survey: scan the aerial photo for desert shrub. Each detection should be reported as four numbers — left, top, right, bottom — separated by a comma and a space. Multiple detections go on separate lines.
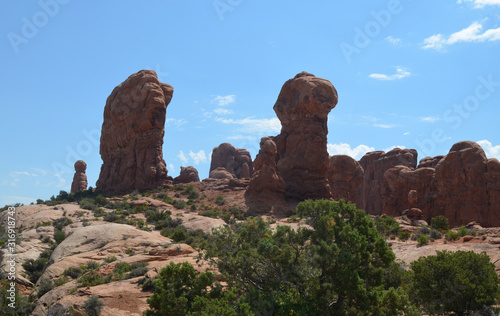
173, 199, 187, 209
139, 276, 157, 292
398, 231, 411, 241
445, 230, 461, 241
184, 184, 200, 200
63, 266, 83, 279
52, 217, 73, 231
54, 276, 69, 287
127, 267, 148, 279
40, 248, 53, 260
86, 260, 100, 270
374, 215, 400, 236
418, 226, 431, 235
199, 209, 222, 219
37, 277, 54, 297
46, 304, 73, 316
429, 229, 442, 240
171, 229, 188, 242
417, 234, 428, 246
22, 257, 48, 283
104, 256, 117, 263
458, 225, 469, 237
54, 230, 66, 244
430, 215, 449, 231
78, 273, 106, 287
125, 248, 134, 255
410, 250, 499, 315
0, 279, 35, 315
94, 195, 108, 206
83, 296, 104, 316
215, 195, 226, 206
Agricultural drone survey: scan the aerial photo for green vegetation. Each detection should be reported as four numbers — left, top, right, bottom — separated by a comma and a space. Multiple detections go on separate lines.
83, 296, 104, 316
417, 234, 428, 246
410, 250, 499, 315
22, 257, 48, 283
37, 277, 54, 298
215, 195, 226, 206
430, 215, 450, 231
374, 215, 400, 237
0, 279, 35, 315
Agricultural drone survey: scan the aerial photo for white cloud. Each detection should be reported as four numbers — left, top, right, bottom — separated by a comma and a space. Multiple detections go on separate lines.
423, 21, 500, 50
420, 116, 440, 122
384, 145, 407, 152
189, 150, 207, 165
11, 171, 38, 177
216, 117, 282, 134
168, 163, 176, 174
214, 108, 234, 115
212, 95, 236, 106
177, 150, 188, 164
374, 123, 397, 129
386, 36, 401, 45
477, 140, 500, 159
327, 143, 375, 160
369, 67, 411, 81
166, 118, 188, 129
458, 0, 500, 8
404, 132, 411, 136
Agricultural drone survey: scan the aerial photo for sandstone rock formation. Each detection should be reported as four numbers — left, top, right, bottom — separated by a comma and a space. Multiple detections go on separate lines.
209, 143, 253, 179
70, 160, 88, 193
273, 71, 338, 200
328, 155, 364, 207
381, 141, 500, 227
174, 166, 200, 184
417, 155, 444, 169
246, 137, 287, 213
96, 70, 173, 194
359, 148, 418, 214
209, 167, 235, 180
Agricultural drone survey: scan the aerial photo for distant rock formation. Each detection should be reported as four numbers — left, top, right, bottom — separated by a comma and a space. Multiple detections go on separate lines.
359, 148, 418, 215
174, 166, 200, 184
246, 137, 287, 213
417, 155, 444, 169
209, 143, 253, 179
96, 70, 173, 194
209, 167, 235, 180
380, 141, 500, 227
328, 155, 364, 207
70, 160, 87, 193
273, 71, 338, 200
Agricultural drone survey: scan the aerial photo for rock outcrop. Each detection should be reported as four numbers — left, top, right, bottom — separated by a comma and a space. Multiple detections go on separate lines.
328, 155, 364, 207
209, 167, 235, 180
209, 143, 253, 179
96, 70, 173, 194
359, 148, 418, 215
70, 160, 88, 193
417, 155, 444, 169
174, 166, 200, 184
380, 141, 500, 227
246, 137, 287, 213
273, 72, 338, 200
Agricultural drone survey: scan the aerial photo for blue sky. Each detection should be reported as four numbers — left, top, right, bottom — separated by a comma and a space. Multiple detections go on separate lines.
1, 0, 500, 206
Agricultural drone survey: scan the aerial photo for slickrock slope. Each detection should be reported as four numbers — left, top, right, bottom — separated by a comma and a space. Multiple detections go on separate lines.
96, 70, 173, 194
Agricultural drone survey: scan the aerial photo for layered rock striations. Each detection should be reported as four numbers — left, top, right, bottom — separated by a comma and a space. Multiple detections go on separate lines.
209, 143, 253, 179
96, 70, 173, 194
70, 160, 88, 193
273, 71, 338, 200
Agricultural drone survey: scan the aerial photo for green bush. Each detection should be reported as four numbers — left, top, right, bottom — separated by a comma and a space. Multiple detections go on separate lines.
94, 195, 108, 206
458, 225, 469, 237
37, 277, 54, 298
22, 257, 48, 283
417, 234, 428, 246
83, 296, 104, 316
173, 199, 187, 209
78, 273, 106, 287
398, 231, 411, 241
171, 229, 188, 242
374, 215, 400, 236
184, 184, 200, 200
445, 230, 461, 241
63, 266, 83, 279
86, 260, 100, 270
215, 195, 226, 206
54, 230, 66, 244
430, 215, 449, 231
429, 229, 442, 240
410, 250, 499, 315
104, 256, 117, 263
52, 217, 73, 231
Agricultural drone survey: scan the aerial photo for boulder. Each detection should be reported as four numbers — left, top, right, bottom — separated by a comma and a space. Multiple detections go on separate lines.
246, 137, 287, 213
96, 70, 173, 194
70, 160, 88, 193
209, 167, 235, 180
328, 155, 364, 207
174, 166, 200, 184
417, 155, 444, 169
209, 143, 253, 179
273, 72, 338, 200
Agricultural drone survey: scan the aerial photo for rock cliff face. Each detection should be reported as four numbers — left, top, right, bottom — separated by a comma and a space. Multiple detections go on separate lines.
70, 160, 88, 193
96, 70, 173, 194
209, 143, 253, 179
246, 137, 287, 213
380, 141, 500, 227
359, 148, 418, 215
328, 155, 364, 207
273, 72, 338, 200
